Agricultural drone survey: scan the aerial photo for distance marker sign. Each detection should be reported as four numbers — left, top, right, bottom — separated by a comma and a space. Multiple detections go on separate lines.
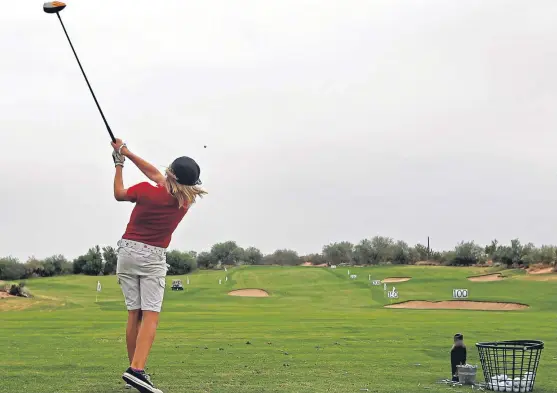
453, 289, 469, 299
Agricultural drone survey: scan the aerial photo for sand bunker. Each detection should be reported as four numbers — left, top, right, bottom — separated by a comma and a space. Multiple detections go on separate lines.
385, 300, 528, 311
528, 267, 554, 275
468, 273, 504, 282
0, 291, 13, 299
228, 289, 269, 297
301, 262, 328, 267
382, 277, 411, 283
521, 274, 557, 282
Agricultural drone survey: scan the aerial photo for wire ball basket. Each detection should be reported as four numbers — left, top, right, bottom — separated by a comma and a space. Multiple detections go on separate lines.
476, 340, 544, 392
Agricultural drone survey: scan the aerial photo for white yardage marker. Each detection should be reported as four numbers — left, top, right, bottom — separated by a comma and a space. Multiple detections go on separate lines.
95, 280, 101, 303
453, 289, 469, 299
372, 280, 381, 286
387, 290, 399, 299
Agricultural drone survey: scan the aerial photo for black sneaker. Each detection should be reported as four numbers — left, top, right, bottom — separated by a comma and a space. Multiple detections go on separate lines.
122, 367, 163, 393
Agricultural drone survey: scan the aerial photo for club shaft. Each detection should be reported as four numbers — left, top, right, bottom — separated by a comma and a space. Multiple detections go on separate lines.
56, 12, 116, 142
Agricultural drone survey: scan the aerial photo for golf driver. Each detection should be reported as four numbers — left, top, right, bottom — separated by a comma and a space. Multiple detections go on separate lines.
44, 2, 116, 142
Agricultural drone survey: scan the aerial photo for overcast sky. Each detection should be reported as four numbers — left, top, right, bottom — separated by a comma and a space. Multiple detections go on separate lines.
2, 0, 557, 261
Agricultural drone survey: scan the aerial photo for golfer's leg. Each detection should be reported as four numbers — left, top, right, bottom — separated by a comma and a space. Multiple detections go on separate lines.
118, 274, 142, 364
131, 311, 160, 370
126, 310, 143, 364
131, 276, 166, 370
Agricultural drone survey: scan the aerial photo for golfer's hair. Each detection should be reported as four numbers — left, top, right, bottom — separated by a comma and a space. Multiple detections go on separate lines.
164, 167, 207, 209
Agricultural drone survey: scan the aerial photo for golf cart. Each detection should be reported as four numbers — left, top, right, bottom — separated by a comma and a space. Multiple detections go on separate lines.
171, 279, 184, 291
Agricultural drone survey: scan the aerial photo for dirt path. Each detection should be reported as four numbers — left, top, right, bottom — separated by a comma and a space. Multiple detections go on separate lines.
385, 300, 528, 311
228, 289, 269, 297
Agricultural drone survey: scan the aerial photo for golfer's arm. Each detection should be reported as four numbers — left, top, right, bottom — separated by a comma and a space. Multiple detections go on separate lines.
122, 148, 165, 185
114, 166, 129, 201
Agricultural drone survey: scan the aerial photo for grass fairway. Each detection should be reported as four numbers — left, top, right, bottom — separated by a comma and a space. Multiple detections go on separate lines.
1, 266, 556, 393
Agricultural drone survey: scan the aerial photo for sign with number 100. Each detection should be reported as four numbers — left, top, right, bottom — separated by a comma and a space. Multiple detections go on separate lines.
453, 289, 469, 299
387, 291, 399, 299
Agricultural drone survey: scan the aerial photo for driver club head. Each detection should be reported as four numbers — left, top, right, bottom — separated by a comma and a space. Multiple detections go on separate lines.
43, 1, 66, 14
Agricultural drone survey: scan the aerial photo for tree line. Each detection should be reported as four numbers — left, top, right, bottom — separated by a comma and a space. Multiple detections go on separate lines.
1, 237, 556, 281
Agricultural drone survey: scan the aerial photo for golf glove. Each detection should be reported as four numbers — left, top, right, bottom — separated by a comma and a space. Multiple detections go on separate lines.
112, 150, 125, 167
118, 143, 127, 155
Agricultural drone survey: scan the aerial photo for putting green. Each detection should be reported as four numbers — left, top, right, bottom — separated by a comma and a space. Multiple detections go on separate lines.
1, 265, 556, 393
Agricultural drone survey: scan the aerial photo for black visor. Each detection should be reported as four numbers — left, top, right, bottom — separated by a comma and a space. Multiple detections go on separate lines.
170, 156, 201, 186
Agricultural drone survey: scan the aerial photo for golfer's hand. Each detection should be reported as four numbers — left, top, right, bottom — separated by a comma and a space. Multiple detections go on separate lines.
112, 151, 125, 167
111, 139, 129, 155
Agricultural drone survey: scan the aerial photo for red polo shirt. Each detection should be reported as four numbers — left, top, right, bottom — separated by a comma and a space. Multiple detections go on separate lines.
121, 182, 189, 248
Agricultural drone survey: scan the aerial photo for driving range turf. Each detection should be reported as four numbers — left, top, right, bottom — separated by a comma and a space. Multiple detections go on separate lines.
1, 265, 556, 393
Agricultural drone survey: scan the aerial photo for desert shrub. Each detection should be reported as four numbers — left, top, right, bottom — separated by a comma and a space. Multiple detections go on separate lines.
0, 257, 26, 280
262, 249, 301, 266
73, 246, 103, 276
166, 250, 197, 275
8, 282, 30, 297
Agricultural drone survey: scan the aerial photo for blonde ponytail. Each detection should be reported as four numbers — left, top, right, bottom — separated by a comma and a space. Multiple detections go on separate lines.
164, 167, 207, 209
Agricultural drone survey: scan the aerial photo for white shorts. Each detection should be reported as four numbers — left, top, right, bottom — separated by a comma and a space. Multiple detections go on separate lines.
116, 239, 168, 313
117, 274, 166, 312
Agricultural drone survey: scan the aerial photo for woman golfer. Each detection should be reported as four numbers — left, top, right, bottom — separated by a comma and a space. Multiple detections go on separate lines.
111, 139, 206, 393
